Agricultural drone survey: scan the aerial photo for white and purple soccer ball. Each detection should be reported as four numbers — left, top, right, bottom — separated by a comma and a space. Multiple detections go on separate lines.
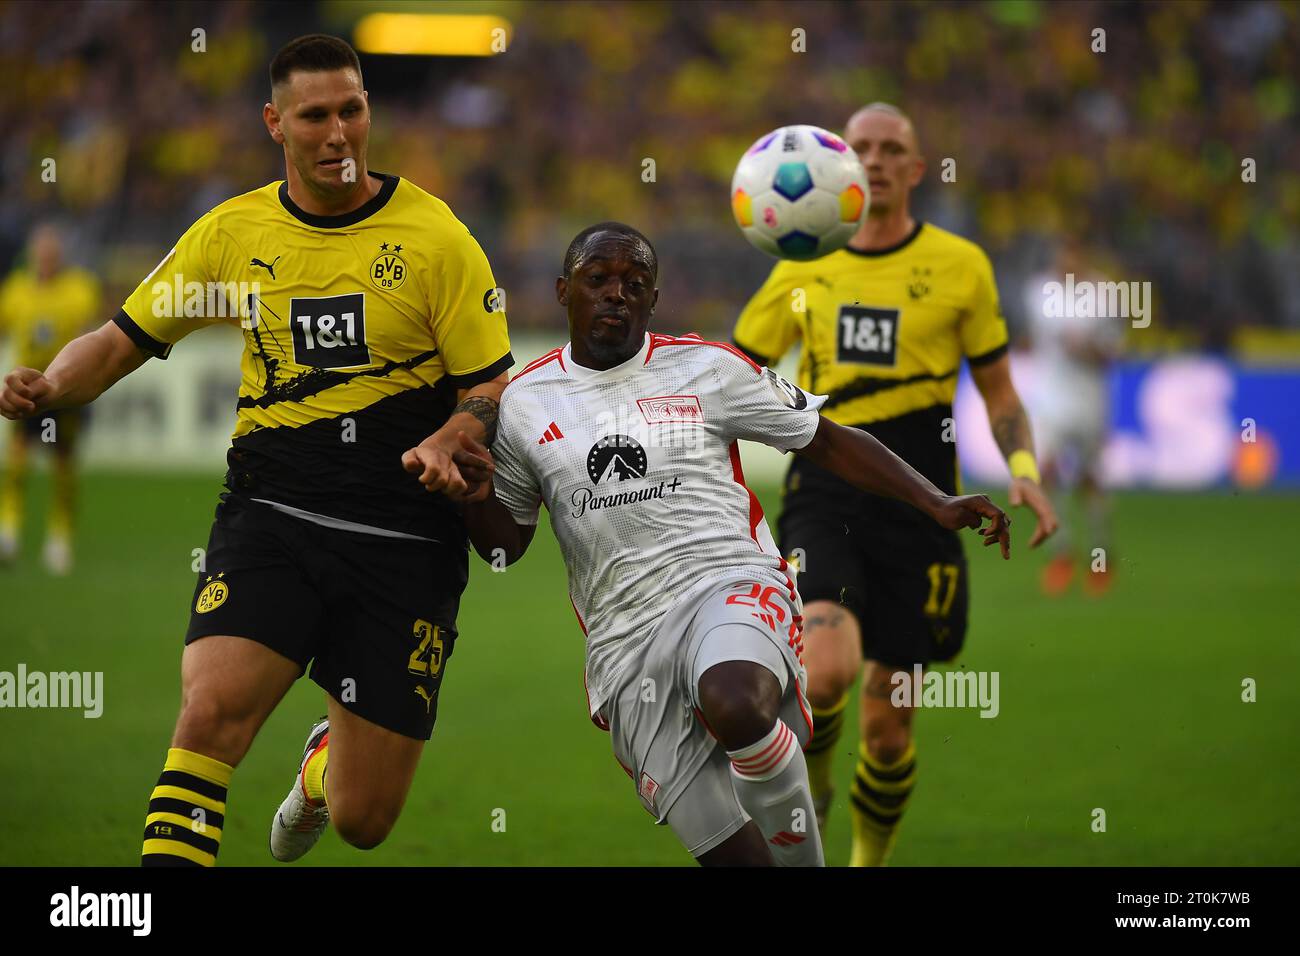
730, 125, 869, 261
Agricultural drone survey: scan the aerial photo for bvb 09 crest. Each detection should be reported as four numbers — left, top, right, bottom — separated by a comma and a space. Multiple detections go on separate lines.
195, 574, 229, 614
371, 248, 407, 290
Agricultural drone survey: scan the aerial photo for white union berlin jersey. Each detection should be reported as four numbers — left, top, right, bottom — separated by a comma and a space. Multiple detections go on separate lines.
491, 333, 827, 717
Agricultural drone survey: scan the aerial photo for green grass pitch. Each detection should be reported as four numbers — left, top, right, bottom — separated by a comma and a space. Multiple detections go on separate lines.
0, 471, 1296, 865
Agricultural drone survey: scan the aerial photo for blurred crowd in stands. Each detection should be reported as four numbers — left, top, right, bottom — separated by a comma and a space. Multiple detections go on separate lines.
2, 0, 1297, 349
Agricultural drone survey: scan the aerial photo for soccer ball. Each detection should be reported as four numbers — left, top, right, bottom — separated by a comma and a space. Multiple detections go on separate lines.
730, 125, 868, 260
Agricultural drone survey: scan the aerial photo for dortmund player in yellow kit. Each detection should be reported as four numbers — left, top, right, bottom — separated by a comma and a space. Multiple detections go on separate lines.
732, 104, 1058, 866
0, 36, 512, 865
0, 224, 101, 574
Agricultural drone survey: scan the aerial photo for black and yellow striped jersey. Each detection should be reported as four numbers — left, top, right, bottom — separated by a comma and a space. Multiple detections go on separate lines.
732, 221, 1007, 493
0, 267, 101, 370
114, 172, 512, 538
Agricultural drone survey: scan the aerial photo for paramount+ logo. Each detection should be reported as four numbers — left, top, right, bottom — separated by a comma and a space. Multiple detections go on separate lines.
586, 434, 647, 484
571, 435, 683, 518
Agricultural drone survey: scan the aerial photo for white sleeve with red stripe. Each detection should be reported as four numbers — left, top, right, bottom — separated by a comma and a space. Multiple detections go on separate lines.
716, 353, 826, 453
491, 391, 542, 526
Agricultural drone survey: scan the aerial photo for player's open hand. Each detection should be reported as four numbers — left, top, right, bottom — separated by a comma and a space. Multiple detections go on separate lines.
402, 434, 470, 499
932, 494, 1011, 559
0, 367, 53, 420
1008, 477, 1058, 548
451, 431, 496, 504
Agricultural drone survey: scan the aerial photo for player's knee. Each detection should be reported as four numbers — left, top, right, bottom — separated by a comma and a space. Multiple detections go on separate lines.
331, 799, 399, 850
805, 664, 853, 710
334, 820, 393, 851
171, 694, 258, 767
863, 721, 912, 766
800, 602, 859, 708
697, 823, 774, 867
697, 661, 782, 751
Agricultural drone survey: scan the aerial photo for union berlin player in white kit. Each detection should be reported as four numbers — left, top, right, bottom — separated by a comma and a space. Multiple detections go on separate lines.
437, 223, 1011, 866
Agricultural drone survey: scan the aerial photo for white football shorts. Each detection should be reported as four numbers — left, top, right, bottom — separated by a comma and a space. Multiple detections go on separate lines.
597, 574, 813, 857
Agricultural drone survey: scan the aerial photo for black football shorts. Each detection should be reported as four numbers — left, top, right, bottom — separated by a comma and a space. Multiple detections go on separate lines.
184, 494, 467, 740
21, 408, 85, 449
778, 456, 969, 668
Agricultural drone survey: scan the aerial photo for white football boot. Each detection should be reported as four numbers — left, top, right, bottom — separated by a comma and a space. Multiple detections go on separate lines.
43, 533, 72, 576
269, 716, 330, 862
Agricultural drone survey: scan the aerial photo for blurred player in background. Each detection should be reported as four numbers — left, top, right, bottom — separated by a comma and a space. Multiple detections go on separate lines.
1024, 239, 1123, 596
731, 103, 1058, 866
0, 224, 101, 574
452, 223, 1010, 865
0, 35, 512, 866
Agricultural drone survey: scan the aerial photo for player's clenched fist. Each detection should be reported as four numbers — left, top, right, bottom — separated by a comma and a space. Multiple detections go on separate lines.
931, 493, 1012, 560
403, 431, 500, 503
0, 367, 53, 420
402, 437, 467, 498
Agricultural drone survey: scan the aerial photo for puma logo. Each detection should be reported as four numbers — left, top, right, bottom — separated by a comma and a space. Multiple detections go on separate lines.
251, 255, 281, 280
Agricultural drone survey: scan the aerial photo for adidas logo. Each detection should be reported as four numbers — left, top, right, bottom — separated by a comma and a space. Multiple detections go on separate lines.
538, 422, 565, 445
770, 831, 806, 847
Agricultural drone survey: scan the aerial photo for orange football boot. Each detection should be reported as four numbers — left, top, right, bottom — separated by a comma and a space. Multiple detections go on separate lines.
1041, 554, 1075, 596
1084, 563, 1115, 596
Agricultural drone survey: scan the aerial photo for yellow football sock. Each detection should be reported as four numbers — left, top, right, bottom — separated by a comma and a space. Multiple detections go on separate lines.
142, 748, 232, 867
302, 734, 329, 807
804, 691, 850, 800
0, 432, 26, 540
849, 740, 916, 867
48, 453, 75, 541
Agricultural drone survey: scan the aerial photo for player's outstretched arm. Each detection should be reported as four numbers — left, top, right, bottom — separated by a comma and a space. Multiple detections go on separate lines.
0, 319, 148, 420
970, 354, 1058, 548
451, 431, 536, 565
796, 415, 1012, 559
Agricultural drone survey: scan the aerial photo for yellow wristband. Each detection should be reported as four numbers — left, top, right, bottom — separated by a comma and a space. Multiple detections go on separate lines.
1008, 450, 1040, 484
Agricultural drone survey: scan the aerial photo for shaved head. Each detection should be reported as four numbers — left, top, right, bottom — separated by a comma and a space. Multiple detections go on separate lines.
563, 221, 657, 281
845, 102, 921, 156
843, 102, 926, 216
558, 221, 660, 369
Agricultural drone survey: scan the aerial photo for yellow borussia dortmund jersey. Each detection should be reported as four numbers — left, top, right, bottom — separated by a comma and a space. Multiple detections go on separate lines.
115, 172, 512, 538
732, 221, 1006, 493
0, 267, 101, 370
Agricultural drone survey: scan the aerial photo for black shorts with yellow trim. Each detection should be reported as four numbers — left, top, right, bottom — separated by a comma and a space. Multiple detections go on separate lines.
20, 408, 86, 449
184, 493, 467, 740
778, 427, 969, 668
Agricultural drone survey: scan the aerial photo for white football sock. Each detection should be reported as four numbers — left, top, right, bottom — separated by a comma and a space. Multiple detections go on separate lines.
727, 720, 825, 866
